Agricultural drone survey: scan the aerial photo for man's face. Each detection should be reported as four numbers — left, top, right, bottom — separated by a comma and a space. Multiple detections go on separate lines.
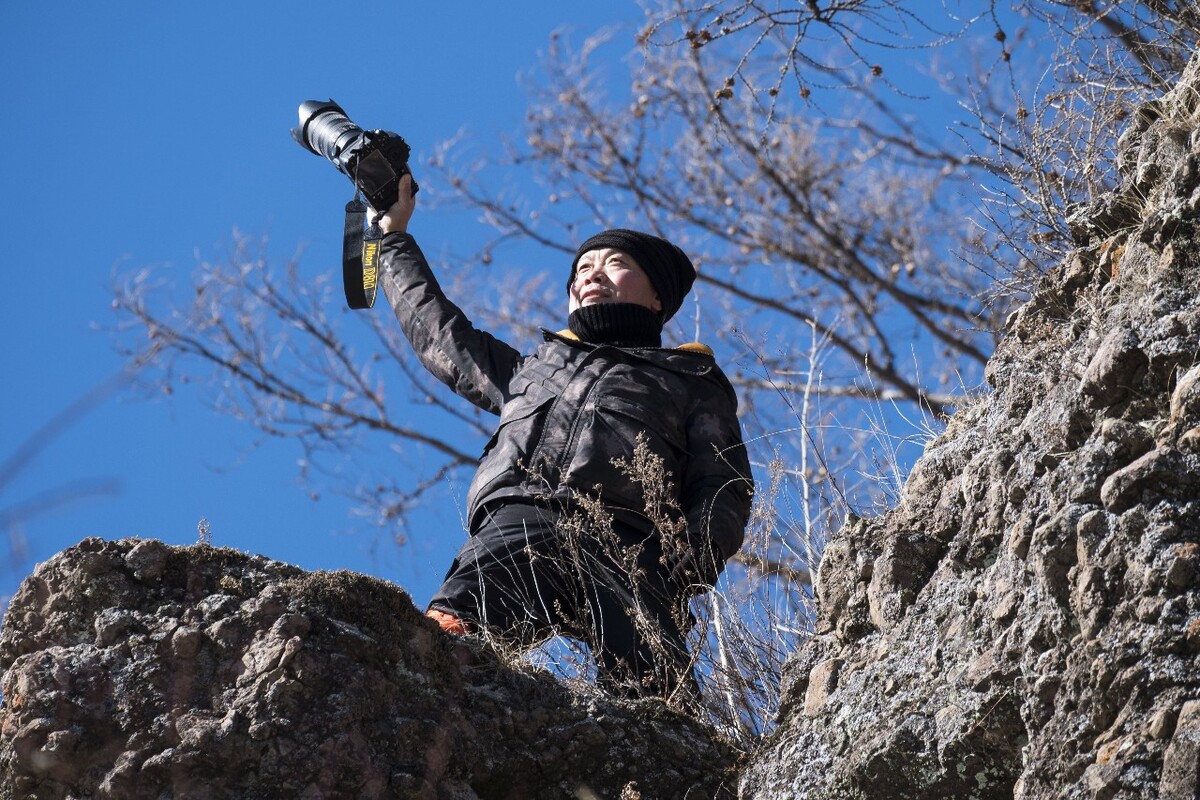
568, 247, 662, 314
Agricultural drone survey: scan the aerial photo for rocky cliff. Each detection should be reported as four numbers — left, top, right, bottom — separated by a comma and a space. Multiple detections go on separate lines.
740, 56, 1200, 799
0, 539, 738, 798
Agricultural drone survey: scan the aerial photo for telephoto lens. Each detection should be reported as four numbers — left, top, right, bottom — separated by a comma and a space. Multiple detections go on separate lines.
292, 100, 362, 169
291, 99, 417, 211
292, 99, 420, 309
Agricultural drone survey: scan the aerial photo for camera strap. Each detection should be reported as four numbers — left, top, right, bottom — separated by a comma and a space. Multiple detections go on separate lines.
342, 194, 380, 309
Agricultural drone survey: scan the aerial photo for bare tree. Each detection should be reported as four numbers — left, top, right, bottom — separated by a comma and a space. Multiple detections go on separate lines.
113, 238, 488, 540
113, 0, 1199, 731
425, 0, 1198, 558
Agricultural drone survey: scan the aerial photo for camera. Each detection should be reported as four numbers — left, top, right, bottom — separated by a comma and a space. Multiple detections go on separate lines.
291, 99, 419, 309
291, 99, 418, 211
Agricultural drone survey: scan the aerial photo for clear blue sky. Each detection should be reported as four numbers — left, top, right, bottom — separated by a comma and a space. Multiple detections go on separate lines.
0, 3, 645, 607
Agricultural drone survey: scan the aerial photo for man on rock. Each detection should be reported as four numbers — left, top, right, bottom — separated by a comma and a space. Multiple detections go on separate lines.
376, 174, 753, 700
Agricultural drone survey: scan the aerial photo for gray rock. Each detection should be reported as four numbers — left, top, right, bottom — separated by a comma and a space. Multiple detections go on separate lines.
1161, 700, 1200, 800
1081, 325, 1148, 408
743, 49, 1200, 800
0, 538, 738, 799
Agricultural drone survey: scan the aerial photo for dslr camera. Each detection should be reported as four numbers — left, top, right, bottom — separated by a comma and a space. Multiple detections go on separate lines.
291, 99, 418, 210
291, 99, 418, 308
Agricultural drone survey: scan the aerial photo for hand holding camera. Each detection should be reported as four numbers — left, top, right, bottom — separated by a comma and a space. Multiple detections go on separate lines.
291, 99, 418, 210
375, 174, 416, 235
291, 99, 418, 308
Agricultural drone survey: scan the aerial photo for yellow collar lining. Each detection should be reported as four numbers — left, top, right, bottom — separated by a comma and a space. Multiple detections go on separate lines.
553, 329, 712, 356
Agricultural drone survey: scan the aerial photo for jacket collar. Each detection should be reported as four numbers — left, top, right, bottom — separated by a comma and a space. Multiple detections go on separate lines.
546, 328, 713, 357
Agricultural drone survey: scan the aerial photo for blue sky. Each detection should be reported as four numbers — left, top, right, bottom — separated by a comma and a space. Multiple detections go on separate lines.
1, 3, 646, 607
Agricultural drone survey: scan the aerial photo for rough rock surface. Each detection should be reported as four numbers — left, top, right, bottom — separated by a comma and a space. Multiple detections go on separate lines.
0, 538, 738, 799
740, 57, 1200, 799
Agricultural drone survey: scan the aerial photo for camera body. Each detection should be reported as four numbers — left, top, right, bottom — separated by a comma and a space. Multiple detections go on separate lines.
291, 99, 418, 211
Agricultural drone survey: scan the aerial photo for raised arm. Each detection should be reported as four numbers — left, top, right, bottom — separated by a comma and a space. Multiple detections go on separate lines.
376, 175, 522, 414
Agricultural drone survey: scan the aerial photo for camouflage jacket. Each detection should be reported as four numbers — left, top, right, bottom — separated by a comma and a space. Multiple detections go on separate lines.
378, 233, 753, 563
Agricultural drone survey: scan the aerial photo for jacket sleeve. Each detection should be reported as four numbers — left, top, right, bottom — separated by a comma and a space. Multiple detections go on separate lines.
680, 369, 754, 566
378, 232, 522, 415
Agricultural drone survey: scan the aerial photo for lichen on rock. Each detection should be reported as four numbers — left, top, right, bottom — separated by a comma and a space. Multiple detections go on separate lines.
740, 53, 1200, 800
0, 538, 738, 799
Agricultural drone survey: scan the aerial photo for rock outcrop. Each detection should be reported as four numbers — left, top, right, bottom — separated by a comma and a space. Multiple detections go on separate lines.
740, 57, 1200, 799
0, 538, 738, 799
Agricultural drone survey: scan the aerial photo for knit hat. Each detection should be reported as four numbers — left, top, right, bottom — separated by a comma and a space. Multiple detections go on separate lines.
569, 229, 696, 323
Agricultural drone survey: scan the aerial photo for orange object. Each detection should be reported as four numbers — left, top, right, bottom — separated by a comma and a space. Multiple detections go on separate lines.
426, 608, 469, 635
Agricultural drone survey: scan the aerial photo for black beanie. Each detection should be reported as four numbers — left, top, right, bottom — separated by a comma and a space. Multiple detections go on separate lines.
568, 228, 696, 323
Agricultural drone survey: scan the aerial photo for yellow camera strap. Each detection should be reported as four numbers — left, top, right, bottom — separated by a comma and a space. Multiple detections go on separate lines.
342, 194, 379, 309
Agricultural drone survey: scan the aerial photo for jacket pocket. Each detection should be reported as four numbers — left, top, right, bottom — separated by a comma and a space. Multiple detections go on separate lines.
567, 394, 688, 509
593, 395, 687, 454
468, 391, 556, 513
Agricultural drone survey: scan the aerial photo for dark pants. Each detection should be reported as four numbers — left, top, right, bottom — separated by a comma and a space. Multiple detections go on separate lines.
428, 503, 695, 698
